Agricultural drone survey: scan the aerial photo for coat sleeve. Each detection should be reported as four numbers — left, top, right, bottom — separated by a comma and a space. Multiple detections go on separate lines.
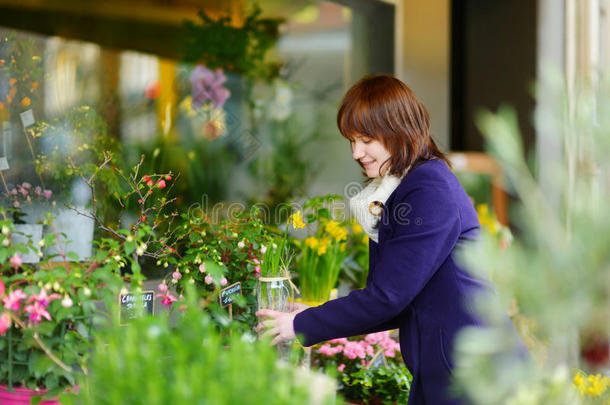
293, 181, 462, 346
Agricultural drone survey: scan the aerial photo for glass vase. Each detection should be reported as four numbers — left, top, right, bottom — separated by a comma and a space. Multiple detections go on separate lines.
256, 278, 290, 312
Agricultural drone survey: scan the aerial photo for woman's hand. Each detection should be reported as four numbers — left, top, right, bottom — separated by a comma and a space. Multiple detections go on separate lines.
255, 308, 303, 345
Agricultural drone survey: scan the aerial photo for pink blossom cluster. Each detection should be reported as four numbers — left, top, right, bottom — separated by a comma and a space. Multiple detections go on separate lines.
315, 331, 401, 367
1, 282, 62, 335
8, 182, 53, 207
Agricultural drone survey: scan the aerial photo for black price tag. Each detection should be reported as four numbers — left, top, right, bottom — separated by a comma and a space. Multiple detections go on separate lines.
219, 282, 241, 307
119, 290, 155, 325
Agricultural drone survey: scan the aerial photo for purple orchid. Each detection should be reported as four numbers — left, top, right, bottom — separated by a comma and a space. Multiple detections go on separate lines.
189, 65, 231, 109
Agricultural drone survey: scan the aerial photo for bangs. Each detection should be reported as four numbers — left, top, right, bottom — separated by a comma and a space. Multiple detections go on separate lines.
337, 96, 385, 142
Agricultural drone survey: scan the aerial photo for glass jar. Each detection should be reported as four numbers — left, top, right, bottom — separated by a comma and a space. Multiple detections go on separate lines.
256, 278, 290, 312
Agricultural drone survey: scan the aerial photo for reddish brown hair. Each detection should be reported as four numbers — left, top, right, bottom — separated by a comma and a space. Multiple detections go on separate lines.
337, 74, 450, 177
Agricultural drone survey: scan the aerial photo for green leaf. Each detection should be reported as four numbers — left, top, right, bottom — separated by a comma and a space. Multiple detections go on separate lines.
124, 240, 136, 255
67, 252, 80, 261
30, 353, 54, 378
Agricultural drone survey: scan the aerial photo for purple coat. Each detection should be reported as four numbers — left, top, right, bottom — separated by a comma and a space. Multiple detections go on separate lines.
294, 159, 491, 404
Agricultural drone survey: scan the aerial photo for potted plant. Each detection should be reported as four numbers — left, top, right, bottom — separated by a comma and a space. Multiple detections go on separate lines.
311, 331, 412, 405
0, 207, 130, 403
294, 195, 351, 305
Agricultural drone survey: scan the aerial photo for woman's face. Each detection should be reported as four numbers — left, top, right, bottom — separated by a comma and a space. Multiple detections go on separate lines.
350, 134, 391, 178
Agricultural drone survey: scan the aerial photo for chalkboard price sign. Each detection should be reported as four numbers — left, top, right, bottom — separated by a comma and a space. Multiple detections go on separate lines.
219, 282, 241, 307
119, 290, 155, 325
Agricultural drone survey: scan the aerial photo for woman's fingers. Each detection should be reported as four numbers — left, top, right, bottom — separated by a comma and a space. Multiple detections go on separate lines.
256, 309, 280, 318
260, 327, 279, 340
254, 319, 274, 333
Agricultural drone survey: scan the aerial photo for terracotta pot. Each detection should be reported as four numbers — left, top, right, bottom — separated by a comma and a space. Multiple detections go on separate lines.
0, 384, 59, 405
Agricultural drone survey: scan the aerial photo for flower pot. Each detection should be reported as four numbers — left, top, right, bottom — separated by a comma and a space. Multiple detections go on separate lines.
11, 224, 43, 263
0, 384, 59, 405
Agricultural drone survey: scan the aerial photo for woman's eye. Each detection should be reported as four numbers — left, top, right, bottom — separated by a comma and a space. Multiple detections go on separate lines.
363, 139, 371, 144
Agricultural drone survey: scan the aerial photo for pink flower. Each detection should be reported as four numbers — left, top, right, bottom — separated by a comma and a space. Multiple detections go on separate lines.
260, 245, 267, 254
158, 283, 168, 293
365, 331, 385, 345
157, 179, 166, 190
252, 258, 260, 265
204, 275, 213, 285
21, 182, 31, 189
253, 265, 261, 277
0, 312, 10, 335
19, 188, 28, 196
318, 343, 334, 356
337, 363, 345, 372
178, 304, 187, 312
158, 293, 177, 307
24, 301, 52, 325
9, 253, 22, 269
42, 189, 52, 199
27, 289, 61, 307
384, 349, 396, 358
34, 186, 42, 195
199, 264, 206, 273
0, 279, 4, 296
13, 201, 20, 208
2, 289, 27, 311
220, 277, 228, 286
329, 337, 349, 345
172, 271, 182, 280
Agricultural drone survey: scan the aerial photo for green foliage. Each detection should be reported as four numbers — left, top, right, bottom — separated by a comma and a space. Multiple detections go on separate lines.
183, 5, 284, 80
62, 287, 335, 405
170, 207, 277, 331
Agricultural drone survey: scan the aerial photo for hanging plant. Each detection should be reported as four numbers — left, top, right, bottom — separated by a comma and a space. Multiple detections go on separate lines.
182, 5, 284, 81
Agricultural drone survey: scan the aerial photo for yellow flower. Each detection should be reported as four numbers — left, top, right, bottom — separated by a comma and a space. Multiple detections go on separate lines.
351, 222, 363, 235
317, 237, 329, 255
325, 220, 347, 241
289, 211, 306, 230
362, 234, 369, 244
9, 78, 17, 87
476, 204, 489, 217
574, 372, 585, 389
305, 236, 318, 249
21, 97, 31, 107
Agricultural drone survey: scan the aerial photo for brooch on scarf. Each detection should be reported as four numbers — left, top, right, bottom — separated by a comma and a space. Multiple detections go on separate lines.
369, 201, 383, 216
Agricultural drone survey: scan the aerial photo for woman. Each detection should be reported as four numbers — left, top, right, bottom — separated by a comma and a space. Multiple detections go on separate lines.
256, 74, 520, 404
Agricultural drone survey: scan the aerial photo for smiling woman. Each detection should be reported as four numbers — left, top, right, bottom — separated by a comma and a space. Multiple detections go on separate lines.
256, 74, 528, 405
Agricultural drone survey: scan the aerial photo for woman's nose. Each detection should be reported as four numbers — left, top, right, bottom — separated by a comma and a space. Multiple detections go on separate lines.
352, 144, 364, 160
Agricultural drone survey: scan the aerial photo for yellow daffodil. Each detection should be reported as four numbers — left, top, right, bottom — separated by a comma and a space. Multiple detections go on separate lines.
290, 211, 306, 230
305, 236, 318, 249
325, 220, 348, 241
351, 222, 363, 235
317, 237, 330, 255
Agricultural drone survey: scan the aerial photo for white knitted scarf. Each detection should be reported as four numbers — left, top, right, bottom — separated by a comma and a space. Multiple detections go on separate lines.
349, 172, 404, 243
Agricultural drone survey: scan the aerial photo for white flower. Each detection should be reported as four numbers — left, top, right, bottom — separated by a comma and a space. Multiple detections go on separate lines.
53, 282, 60, 291
2, 239, 9, 247
261, 245, 267, 254
126, 235, 134, 242
238, 241, 245, 249
1, 226, 9, 235
38, 239, 45, 247
136, 246, 145, 256
61, 296, 73, 308
114, 255, 121, 261
189, 278, 195, 284
83, 287, 91, 297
